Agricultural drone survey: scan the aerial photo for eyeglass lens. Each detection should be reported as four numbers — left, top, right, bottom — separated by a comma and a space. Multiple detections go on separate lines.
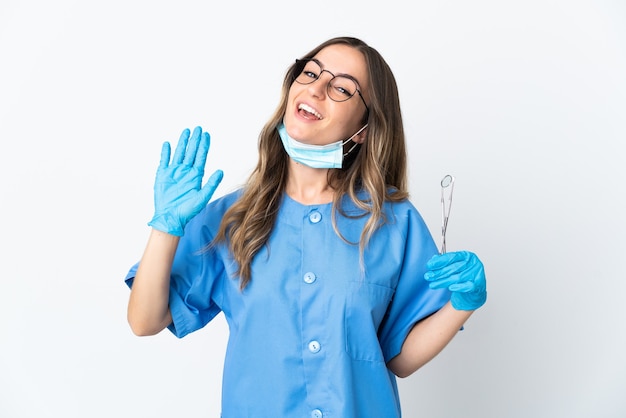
295, 60, 359, 103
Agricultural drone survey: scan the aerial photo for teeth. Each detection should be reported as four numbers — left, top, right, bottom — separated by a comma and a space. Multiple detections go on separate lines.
298, 103, 322, 119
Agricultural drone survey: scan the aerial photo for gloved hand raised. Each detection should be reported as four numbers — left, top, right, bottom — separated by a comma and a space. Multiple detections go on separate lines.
424, 251, 487, 311
148, 126, 224, 236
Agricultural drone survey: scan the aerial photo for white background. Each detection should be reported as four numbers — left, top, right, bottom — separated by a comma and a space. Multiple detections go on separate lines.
1, 1, 625, 417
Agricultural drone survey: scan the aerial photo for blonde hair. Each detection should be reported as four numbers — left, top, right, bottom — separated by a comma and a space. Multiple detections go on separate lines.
213, 36, 408, 289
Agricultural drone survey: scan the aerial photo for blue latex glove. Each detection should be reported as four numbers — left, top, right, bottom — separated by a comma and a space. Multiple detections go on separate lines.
148, 126, 223, 236
424, 251, 487, 311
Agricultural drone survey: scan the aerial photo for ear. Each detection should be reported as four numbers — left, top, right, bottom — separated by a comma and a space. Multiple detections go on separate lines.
353, 124, 368, 144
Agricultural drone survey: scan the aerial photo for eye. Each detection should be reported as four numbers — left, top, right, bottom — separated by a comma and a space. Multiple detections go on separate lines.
330, 77, 356, 98
302, 69, 319, 80
333, 85, 350, 97
302, 61, 321, 79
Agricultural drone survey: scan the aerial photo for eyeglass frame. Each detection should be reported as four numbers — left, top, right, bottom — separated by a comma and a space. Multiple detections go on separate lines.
293, 58, 370, 114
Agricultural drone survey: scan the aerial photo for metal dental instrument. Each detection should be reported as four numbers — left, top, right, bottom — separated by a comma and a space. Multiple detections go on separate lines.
440, 174, 455, 254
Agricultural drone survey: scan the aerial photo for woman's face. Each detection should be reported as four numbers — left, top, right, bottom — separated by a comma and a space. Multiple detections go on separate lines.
283, 44, 369, 146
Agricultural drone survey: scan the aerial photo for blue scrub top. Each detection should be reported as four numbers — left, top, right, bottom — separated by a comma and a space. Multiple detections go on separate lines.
126, 190, 450, 418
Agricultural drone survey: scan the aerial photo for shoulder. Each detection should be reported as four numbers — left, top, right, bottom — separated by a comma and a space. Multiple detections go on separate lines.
383, 195, 418, 213
386, 198, 425, 224
373, 193, 433, 249
383, 198, 429, 235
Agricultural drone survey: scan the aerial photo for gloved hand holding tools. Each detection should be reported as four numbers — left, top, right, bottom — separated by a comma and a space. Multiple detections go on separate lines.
424, 251, 487, 311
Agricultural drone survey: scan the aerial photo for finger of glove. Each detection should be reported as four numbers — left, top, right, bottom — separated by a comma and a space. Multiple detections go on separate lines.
426, 278, 452, 290
172, 128, 191, 165
426, 275, 463, 289
448, 281, 476, 293
193, 131, 211, 172
431, 259, 479, 281
425, 254, 477, 280
447, 267, 486, 295
197, 169, 224, 205
426, 251, 471, 270
183, 126, 203, 166
158, 142, 172, 169
425, 262, 478, 287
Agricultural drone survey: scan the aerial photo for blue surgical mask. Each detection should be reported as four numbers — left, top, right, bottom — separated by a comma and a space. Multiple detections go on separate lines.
277, 122, 367, 169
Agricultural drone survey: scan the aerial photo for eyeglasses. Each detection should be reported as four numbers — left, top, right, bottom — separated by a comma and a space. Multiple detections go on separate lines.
293, 58, 369, 113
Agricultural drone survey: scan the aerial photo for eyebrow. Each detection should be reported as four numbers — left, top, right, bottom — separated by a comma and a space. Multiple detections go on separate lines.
312, 58, 364, 89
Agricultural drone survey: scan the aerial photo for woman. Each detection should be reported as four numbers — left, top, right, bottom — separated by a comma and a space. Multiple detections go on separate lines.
126, 36, 487, 418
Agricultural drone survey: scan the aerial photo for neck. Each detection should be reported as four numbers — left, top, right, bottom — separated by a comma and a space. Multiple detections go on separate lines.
285, 159, 334, 205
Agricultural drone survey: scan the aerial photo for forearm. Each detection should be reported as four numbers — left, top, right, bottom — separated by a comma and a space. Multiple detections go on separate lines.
387, 302, 473, 378
127, 229, 179, 336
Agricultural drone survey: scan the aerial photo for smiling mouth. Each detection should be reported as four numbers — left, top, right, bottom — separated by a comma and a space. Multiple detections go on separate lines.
298, 103, 323, 120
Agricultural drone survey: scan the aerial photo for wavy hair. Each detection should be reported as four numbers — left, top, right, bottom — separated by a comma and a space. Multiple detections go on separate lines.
213, 36, 408, 289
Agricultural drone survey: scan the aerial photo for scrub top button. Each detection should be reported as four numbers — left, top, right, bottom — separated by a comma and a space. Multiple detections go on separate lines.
303, 272, 316, 284
311, 409, 323, 418
308, 340, 321, 353
309, 211, 322, 223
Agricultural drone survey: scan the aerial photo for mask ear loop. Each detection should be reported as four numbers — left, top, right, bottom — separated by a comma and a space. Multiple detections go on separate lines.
440, 174, 455, 254
342, 124, 368, 157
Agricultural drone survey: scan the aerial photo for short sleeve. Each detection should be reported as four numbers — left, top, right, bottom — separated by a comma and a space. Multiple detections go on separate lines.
378, 203, 451, 362
124, 194, 235, 338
